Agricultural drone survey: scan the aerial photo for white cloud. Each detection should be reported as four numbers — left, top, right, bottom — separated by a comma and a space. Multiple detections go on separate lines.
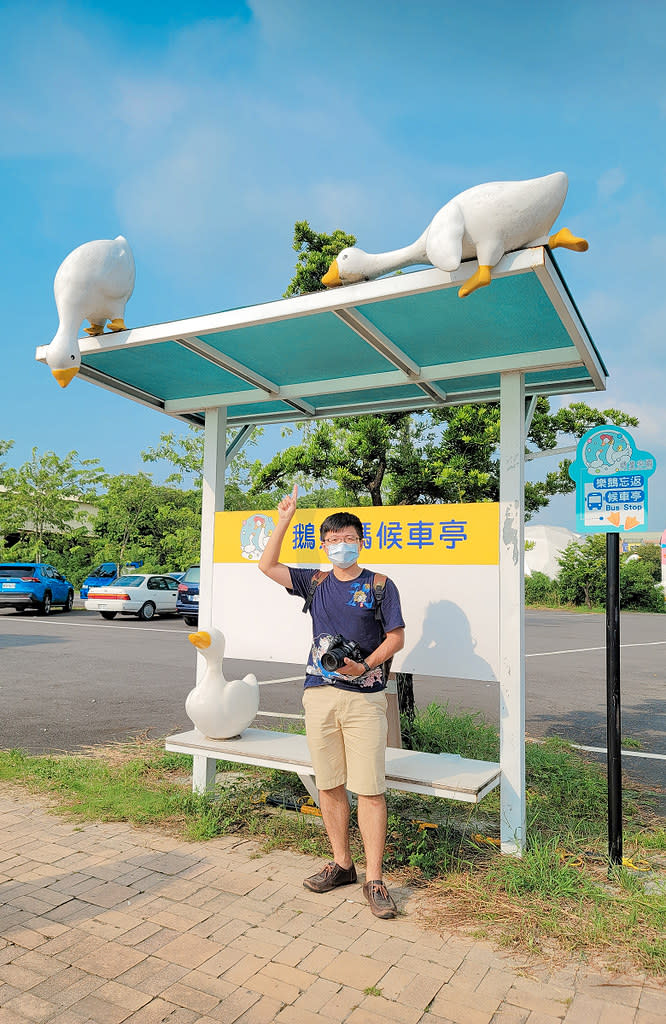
597, 168, 626, 200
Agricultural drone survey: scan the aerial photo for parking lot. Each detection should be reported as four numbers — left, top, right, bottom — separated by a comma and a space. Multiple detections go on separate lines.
1, 606, 663, 799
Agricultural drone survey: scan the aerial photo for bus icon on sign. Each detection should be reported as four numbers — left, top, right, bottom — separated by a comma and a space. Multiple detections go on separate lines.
586, 492, 603, 511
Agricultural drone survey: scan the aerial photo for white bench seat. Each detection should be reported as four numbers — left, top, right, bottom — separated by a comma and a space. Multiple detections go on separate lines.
165, 728, 501, 804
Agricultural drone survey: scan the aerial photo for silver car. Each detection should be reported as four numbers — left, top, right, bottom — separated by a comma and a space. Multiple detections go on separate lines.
85, 573, 179, 621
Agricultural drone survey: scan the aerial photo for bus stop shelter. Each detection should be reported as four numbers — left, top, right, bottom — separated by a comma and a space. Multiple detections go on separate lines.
37, 244, 607, 855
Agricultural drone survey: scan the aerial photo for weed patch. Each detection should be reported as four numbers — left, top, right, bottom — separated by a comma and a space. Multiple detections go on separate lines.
1, 702, 664, 975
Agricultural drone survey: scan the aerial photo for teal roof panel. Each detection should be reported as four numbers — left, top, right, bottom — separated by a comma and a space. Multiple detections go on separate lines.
38, 247, 607, 426
82, 342, 255, 401
358, 273, 575, 366
201, 311, 395, 385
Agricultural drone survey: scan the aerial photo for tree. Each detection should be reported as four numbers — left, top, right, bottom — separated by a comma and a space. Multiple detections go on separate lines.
154, 502, 202, 570
91, 474, 201, 570
630, 542, 661, 584
251, 414, 415, 506
0, 439, 15, 557
557, 535, 664, 611
620, 556, 664, 612
1, 448, 104, 562
557, 535, 607, 607
250, 394, 639, 513
0, 439, 13, 477
262, 222, 642, 513
141, 424, 263, 494
417, 400, 639, 517
283, 221, 356, 298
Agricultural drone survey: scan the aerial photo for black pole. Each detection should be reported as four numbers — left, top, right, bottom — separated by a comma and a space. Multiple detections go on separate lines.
606, 531, 622, 867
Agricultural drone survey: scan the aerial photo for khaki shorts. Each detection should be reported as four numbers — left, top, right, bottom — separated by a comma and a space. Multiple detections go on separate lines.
302, 686, 388, 796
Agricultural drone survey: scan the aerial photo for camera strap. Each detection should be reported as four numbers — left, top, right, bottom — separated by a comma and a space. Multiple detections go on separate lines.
302, 570, 392, 682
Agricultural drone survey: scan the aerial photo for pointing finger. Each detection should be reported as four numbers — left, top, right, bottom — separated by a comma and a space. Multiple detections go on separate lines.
291, 484, 298, 501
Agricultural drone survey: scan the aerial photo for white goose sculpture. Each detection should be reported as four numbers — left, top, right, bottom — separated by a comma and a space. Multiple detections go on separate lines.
186, 628, 259, 739
46, 236, 135, 387
322, 172, 587, 298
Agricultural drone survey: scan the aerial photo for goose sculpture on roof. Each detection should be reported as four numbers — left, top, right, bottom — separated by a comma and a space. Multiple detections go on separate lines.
186, 627, 260, 739
46, 236, 135, 387
322, 172, 587, 298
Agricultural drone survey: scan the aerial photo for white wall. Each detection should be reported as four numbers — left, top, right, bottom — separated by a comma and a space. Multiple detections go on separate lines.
212, 562, 499, 681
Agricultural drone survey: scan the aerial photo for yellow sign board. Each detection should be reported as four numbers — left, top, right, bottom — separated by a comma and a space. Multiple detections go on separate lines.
214, 504, 499, 566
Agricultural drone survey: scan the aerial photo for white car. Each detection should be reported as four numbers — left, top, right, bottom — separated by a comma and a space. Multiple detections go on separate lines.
85, 573, 180, 621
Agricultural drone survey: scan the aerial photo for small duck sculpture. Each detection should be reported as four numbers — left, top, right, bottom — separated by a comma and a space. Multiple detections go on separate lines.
186, 627, 259, 739
46, 236, 135, 387
322, 172, 587, 298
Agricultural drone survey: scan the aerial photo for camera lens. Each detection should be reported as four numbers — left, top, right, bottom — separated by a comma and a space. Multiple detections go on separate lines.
321, 649, 341, 671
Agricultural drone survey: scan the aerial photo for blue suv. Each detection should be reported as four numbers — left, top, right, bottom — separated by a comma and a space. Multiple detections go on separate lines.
80, 562, 118, 600
176, 565, 200, 626
0, 563, 75, 615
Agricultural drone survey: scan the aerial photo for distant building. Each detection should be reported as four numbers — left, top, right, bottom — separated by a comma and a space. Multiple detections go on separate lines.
620, 532, 661, 553
0, 486, 96, 546
524, 524, 662, 579
525, 525, 580, 579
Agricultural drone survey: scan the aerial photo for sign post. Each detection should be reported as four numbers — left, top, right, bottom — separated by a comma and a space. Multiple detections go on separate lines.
605, 531, 621, 865
569, 426, 657, 867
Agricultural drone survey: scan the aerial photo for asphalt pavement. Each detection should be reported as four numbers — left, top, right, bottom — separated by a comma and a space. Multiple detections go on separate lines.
1, 606, 663, 799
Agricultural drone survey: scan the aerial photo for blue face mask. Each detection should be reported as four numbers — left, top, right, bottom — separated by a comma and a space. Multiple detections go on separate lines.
326, 542, 360, 568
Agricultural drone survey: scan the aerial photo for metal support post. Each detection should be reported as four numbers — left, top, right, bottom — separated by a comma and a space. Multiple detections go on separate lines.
197, 407, 227, 681
499, 371, 526, 856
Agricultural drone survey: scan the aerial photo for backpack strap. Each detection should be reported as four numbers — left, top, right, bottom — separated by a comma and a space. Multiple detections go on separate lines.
301, 569, 330, 614
372, 572, 388, 630
372, 573, 393, 682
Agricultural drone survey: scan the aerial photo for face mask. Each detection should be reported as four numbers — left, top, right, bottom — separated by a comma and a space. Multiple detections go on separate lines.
326, 542, 359, 568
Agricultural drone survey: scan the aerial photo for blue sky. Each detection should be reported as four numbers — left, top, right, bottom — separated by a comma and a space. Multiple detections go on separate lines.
1, 0, 665, 530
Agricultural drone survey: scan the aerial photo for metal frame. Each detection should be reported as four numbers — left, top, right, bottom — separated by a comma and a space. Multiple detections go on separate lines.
37, 245, 607, 857
36, 248, 605, 430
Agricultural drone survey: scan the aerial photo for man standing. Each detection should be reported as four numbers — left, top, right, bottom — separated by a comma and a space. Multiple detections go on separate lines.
259, 486, 405, 919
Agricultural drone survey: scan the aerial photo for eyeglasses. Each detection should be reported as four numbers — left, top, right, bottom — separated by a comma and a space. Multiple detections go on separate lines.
322, 535, 360, 546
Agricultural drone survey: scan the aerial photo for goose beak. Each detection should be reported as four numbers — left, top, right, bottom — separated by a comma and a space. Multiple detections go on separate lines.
322, 260, 341, 288
51, 367, 79, 388
189, 630, 211, 650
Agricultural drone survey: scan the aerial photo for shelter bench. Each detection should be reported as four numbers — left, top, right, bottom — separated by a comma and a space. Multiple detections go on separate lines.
165, 728, 501, 805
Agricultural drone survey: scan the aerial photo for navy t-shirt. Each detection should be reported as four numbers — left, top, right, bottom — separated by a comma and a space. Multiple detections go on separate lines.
288, 567, 405, 693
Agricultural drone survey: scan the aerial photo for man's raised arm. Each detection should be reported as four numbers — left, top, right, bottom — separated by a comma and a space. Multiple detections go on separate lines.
258, 484, 298, 588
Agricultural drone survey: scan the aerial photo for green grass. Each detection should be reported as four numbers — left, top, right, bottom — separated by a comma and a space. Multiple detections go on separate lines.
526, 602, 664, 615
1, 703, 664, 975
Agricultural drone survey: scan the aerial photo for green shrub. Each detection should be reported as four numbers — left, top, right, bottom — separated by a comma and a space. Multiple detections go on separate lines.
525, 571, 559, 606
620, 558, 665, 611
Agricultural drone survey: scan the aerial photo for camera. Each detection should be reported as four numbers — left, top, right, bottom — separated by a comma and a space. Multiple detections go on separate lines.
321, 635, 363, 672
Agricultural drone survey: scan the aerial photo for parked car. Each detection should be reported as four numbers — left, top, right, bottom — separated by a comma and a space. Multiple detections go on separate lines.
80, 562, 118, 600
176, 565, 200, 626
0, 563, 75, 615
80, 560, 146, 599
85, 573, 179, 621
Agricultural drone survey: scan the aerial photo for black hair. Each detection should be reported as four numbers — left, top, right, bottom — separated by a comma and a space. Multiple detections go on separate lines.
320, 512, 363, 542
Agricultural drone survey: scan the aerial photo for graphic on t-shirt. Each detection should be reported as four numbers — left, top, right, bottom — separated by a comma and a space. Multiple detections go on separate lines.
310, 633, 381, 689
347, 581, 374, 609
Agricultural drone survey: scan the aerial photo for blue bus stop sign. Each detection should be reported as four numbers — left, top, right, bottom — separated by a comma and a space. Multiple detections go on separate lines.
569, 426, 656, 534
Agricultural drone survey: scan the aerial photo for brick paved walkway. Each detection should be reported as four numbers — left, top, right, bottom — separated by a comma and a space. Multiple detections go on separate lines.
0, 791, 663, 1023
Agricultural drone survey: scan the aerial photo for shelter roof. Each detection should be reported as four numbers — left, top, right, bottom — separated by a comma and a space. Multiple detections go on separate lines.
36, 246, 606, 428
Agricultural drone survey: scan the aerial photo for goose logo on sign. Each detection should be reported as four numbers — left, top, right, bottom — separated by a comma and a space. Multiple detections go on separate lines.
239, 514, 275, 560
569, 427, 656, 533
